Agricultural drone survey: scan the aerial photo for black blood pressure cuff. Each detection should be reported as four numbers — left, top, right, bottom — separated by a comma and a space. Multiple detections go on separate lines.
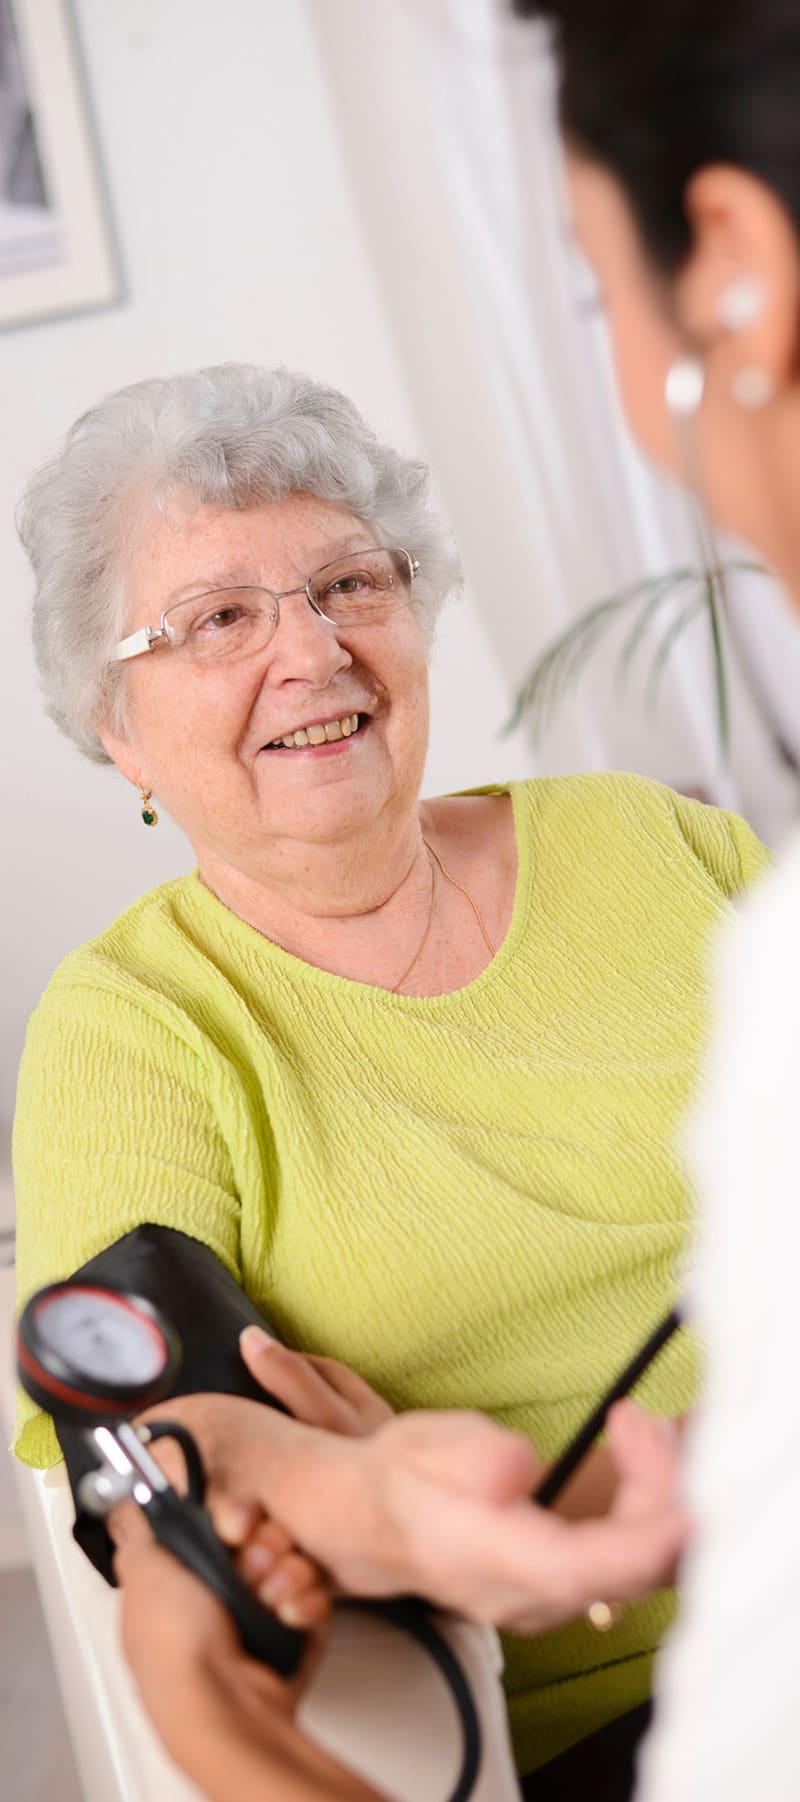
56, 1224, 282, 1584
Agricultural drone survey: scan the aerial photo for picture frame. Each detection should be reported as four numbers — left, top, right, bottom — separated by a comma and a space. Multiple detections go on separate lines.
0, 0, 119, 330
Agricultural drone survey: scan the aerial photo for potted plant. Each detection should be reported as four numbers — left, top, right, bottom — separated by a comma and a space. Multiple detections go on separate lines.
505, 558, 800, 779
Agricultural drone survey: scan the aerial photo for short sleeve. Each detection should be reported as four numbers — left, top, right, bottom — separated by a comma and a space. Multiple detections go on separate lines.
13, 973, 242, 1467
667, 788, 773, 900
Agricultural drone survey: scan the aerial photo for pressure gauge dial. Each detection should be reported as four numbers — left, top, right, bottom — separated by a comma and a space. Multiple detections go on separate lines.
18, 1282, 181, 1426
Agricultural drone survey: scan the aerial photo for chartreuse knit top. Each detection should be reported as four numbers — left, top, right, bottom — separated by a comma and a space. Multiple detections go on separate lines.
13, 773, 770, 1774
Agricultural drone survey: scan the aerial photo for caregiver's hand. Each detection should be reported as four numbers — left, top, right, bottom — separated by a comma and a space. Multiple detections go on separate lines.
114, 1529, 387, 1802
237, 1329, 688, 1619
239, 1325, 395, 1436
245, 1395, 688, 1635
114, 1511, 328, 1719
134, 1376, 687, 1636
236, 1329, 679, 1529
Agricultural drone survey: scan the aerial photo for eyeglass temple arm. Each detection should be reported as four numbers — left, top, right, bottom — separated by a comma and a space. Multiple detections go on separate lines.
114, 626, 164, 663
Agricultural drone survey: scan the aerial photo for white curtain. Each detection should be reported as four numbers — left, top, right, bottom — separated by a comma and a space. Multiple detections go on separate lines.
308, 0, 800, 842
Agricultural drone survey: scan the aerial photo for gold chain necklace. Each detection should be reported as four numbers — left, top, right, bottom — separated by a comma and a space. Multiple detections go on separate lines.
390, 834, 497, 994
424, 836, 497, 958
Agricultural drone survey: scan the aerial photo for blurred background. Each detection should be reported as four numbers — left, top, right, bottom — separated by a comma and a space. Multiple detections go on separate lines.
4, 3, 800, 1796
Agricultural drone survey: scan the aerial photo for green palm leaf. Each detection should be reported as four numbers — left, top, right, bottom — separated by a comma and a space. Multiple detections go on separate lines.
504, 561, 761, 759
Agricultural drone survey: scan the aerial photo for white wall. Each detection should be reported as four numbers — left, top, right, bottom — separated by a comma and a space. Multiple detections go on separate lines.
310, 0, 800, 847
0, 0, 533, 1131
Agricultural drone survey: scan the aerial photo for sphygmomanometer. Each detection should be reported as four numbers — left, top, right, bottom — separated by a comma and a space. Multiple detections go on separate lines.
17, 1225, 482, 1802
18, 1223, 683, 1802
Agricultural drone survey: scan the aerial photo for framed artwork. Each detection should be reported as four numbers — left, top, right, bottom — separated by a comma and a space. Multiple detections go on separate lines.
0, 0, 119, 330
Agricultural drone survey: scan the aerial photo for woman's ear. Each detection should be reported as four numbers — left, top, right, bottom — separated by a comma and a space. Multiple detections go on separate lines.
675, 165, 800, 399
96, 722, 148, 791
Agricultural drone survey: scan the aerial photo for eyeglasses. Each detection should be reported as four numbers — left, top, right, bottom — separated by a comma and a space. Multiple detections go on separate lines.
114, 546, 420, 666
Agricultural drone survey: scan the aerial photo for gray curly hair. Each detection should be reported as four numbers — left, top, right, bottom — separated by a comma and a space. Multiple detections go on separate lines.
18, 363, 462, 763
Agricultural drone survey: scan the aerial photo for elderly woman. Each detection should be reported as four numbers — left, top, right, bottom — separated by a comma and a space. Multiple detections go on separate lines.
13, 363, 768, 1795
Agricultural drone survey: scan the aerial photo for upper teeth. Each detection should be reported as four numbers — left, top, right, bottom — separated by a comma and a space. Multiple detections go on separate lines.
268, 712, 360, 749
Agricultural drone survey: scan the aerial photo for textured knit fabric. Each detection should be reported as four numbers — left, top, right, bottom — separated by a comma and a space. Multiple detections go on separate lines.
12, 772, 770, 1774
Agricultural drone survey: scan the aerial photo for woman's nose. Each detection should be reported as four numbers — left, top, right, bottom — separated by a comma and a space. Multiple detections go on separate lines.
263, 591, 351, 687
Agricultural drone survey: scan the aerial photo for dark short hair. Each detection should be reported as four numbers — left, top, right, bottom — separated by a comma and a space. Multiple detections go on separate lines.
514, 1, 800, 274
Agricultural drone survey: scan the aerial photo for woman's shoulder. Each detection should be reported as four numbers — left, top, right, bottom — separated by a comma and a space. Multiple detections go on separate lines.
17, 874, 223, 1134
433, 767, 747, 840
516, 770, 770, 900
32, 874, 200, 1016
429, 770, 770, 907
510, 766, 736, 828
435, 767, 712, 822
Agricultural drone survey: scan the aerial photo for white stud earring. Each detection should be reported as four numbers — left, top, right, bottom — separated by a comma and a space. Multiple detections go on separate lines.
730, 365, 775, 410
717, 276, 766, 333
665, 356, 705, 419
716, 277, 774, 408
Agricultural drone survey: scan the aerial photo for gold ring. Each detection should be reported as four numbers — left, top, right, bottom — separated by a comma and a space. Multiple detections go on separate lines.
585, 1599, 624, 1631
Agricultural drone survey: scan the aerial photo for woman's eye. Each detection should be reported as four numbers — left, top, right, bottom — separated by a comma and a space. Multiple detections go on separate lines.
195, 605, 244, 633
324, 567, 387, 600
325, 576, 363, 597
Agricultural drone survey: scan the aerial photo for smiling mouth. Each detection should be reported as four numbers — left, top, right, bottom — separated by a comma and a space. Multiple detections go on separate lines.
264, 711, 364, 750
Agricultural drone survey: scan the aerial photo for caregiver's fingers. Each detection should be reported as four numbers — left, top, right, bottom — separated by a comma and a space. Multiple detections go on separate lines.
238, 1527, 333, 1630
247, 1546, 332, 1629
606, 1400, 682, 1506
302, 1353, 394, 1428
465, 1496, 690, 1633
108, 1496, 155, 1554
239, 1326, 392, 1435
392, 1443, 688, 1634
205, 1488, 264, 1548
543, 1500, 690, 1615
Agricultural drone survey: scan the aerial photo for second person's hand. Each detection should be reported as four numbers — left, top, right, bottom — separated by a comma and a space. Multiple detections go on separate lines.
235, 1334, 691, 1634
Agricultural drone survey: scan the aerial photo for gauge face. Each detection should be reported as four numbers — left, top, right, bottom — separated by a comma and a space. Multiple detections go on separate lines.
33, 1287, 169, 1386
18, 1282, 181, 1426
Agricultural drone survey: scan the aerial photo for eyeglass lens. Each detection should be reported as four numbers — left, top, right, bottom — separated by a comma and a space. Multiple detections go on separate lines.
162, 547, 413, 661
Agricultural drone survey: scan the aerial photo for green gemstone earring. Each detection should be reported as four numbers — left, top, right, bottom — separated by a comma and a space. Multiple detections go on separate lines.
139, 788, 159, 827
